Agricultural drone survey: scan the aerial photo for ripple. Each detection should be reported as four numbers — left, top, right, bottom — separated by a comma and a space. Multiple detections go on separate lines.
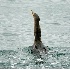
2, 33, 18, 36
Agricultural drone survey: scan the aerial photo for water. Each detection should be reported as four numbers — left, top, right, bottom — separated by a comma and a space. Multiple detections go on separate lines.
0, 0, 70, 69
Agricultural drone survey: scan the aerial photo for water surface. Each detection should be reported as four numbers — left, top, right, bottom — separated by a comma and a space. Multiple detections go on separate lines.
0, 0, 70, 69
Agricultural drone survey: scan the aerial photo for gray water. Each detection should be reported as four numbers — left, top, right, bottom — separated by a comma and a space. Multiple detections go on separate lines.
0, 0, 70, 69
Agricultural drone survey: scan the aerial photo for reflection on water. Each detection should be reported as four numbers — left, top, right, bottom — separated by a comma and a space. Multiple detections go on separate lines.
0, 47, 70, 69
0, 0, 70, 69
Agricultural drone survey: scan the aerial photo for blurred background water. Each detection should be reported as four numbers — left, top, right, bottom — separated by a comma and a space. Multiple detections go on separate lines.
0, 0, 70, 69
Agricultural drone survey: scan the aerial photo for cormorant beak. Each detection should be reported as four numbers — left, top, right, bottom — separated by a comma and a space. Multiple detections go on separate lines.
31, 10, 34, 16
